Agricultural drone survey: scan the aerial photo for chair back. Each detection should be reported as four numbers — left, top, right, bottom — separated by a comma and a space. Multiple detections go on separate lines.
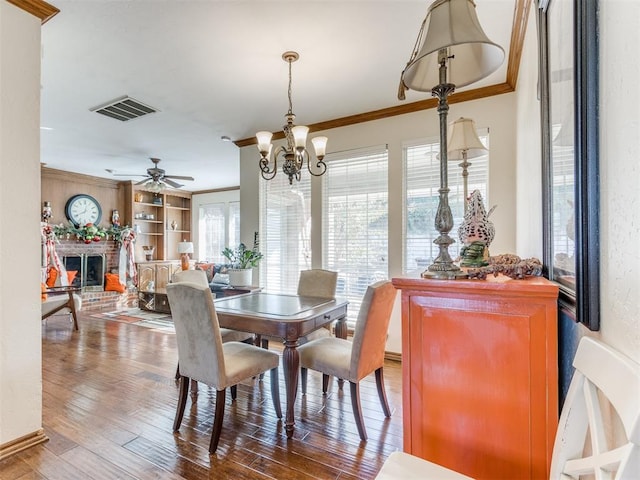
297, 269, 338, 298
550, 336, 640, 479
173, 269, 208, 287
350, 280, 396, 381
166, 282, 226, 389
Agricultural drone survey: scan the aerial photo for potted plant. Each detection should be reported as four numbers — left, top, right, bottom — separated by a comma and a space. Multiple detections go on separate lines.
222, 234, 263, 286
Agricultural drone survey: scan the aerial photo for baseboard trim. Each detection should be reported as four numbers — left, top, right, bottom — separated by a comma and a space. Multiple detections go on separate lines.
0, 429, 49, 461
385, 351, 402, 363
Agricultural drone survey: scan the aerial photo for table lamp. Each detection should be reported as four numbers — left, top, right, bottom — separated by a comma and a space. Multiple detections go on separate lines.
177, 241, 194, 270
398, 0, 504, 278
447, 117, 487, 213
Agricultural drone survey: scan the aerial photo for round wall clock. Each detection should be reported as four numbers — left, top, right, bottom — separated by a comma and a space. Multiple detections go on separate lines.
65, 194, 102, 227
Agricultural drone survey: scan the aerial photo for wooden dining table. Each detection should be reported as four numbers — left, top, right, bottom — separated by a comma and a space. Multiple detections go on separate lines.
214, 291, 348, 438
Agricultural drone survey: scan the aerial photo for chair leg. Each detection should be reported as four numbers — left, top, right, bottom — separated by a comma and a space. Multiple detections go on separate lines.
270, 367, 282, 418
209, 388, 226, 454
349, 381, 367, 441
173, 376, 190, 431
375, 367, 392, 417
67, 292, 79, 331
230, 384, 237, 400
175, 363, 180, 381
261, 338, 269, 349
322, 374, 330, 394
301, 367, 308, 395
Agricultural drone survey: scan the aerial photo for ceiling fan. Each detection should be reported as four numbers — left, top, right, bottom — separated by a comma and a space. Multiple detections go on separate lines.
116, 158, 194, 189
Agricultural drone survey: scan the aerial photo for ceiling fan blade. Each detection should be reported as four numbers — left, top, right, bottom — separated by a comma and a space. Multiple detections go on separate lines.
113, 173, 147, 177
135, 178, 150, 185
164, 175, 194, 181
163, 178, 184, 189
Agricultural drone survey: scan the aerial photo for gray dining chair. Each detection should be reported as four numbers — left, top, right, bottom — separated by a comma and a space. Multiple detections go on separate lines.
260, 268, 338, 349
172, 269, 254, 383
166, 282, 282, 454
172, 269, 253, 342
298, 280, 396, 441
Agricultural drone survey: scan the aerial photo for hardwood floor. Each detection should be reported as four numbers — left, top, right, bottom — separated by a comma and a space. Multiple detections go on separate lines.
2, 312, 403, 479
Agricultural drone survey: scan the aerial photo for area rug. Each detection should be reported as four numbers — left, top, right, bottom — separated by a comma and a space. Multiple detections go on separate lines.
91, 308, 174, 332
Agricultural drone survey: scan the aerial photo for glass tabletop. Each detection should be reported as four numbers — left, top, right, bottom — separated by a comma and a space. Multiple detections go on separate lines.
215, 292, 333, 317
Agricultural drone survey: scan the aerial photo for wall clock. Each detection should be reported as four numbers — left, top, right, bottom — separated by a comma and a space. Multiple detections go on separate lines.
65, 194, 102, 227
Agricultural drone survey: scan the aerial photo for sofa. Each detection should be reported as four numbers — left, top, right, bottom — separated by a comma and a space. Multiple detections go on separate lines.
194, 262, 233, 297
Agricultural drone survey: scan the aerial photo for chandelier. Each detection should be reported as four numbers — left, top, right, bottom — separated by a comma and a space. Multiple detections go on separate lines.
256, 51, 328, 185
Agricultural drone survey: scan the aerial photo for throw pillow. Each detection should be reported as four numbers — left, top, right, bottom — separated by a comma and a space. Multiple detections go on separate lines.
45, 266, 58, 287
104, 273, 126, 293
41, 283, 48, 301
196, 263, 215, 283
67, 270, 78, 285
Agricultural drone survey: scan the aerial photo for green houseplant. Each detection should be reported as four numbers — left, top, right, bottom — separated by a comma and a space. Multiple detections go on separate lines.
222, 234, 263, 286
221, 242, 263, 269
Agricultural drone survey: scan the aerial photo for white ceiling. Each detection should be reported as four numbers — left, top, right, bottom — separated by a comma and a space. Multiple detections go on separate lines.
40, 0, 516, 192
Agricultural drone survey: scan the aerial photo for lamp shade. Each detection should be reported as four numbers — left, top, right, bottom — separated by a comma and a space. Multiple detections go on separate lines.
447, 117, 487, 160
401, 0, 505, 91
177, 241, 194, 254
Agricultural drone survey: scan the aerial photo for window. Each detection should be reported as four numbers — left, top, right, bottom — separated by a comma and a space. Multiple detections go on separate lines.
259, 173, 311, 294
403, 130, 489, 275
322, 146, 389, 324
198, 201, 240, 262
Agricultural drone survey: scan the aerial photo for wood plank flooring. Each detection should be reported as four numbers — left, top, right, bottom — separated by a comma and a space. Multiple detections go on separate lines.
2, 312, 403, 479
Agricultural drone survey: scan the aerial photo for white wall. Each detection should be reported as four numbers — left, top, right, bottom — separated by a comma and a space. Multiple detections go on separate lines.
240, 92, 518, 353
597, 0, 640, 362
0, 2, 43, 445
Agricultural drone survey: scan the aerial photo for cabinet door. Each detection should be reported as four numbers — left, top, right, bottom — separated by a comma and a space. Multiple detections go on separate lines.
137, 264, 155, 292
396, 277, 558, 480
155, 263, 172, 291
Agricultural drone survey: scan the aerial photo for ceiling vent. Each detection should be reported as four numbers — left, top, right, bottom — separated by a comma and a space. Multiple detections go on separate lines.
90, 95, 158, 121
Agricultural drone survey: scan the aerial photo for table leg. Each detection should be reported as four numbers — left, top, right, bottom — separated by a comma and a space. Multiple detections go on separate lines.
333, 316, 348, 389
282, 338, 300, 438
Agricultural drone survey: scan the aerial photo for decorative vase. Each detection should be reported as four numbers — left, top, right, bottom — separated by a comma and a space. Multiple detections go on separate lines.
171, 220, 178, 231
228, 268, 252, 287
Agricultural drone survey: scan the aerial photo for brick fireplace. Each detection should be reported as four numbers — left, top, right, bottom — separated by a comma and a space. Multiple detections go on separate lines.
52, 239, 137, 311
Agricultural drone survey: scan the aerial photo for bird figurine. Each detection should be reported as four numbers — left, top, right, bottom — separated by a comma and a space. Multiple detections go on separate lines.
458, 190, 496, 267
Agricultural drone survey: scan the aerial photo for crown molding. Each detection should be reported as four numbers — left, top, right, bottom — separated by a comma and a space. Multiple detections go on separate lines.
6, 0, 59, 24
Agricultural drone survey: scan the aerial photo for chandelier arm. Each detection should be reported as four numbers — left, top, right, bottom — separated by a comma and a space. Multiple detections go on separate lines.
260, 146, 282, 181
307, 155, 327, 177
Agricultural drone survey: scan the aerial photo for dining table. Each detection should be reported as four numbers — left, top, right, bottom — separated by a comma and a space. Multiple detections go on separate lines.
214, 291, 348, 438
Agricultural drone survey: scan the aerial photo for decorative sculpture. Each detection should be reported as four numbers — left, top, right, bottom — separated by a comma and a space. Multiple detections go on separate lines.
458, 190, 496, 267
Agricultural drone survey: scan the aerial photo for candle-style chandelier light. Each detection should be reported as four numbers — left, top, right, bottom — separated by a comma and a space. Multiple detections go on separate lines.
256, 51, 328, 185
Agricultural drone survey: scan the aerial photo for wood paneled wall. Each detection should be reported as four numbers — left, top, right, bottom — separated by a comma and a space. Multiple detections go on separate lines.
41, 167, 126, 228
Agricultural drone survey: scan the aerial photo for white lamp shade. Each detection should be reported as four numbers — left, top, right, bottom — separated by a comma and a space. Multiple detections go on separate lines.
177, 241, 194, 254
291, 125, 309, 149
311, 136, 328, 157
256, 131, 273, 153
401, 0, 505, 91
447, 117, 487, 160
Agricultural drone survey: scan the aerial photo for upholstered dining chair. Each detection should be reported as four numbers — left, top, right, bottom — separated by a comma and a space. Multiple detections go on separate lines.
298, 280, 396, 441
171, 269, 253, 382
260, 268, 338, 349
166, 282, 282, 454
41, 286, 82, 331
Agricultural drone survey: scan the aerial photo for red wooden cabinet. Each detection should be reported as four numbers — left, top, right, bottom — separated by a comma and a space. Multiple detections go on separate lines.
392, 275, 559, 480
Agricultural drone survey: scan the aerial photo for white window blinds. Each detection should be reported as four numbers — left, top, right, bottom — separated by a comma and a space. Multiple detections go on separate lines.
403, 130, 489, 274
259, 173, 312, 294
322, 145, 389, 324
